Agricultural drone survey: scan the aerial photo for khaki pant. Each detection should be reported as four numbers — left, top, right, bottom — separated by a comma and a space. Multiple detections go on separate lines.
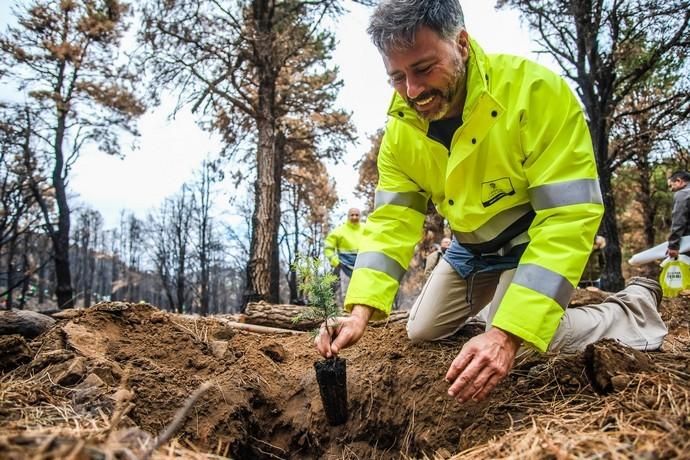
336, 269, 352, 308
407, 259, 668, 352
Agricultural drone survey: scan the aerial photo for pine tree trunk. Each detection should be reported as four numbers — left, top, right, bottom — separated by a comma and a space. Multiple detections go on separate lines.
244, 103, 283, 307
599, 169, 625, 291
53, 113, 74, 309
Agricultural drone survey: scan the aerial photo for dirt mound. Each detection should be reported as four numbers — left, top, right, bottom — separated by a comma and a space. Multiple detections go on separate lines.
1, 297, 689, 459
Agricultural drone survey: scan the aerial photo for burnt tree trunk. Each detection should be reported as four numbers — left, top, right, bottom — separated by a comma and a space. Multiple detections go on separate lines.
37, 252, 46, 304
587, 104, 624, 292
18, 236, 30, 309
635, 156, 661, 277
84, 245, 95, 308
287, 187, 301, 305
52, 108, 74, 309
245, 122, 280, 303
572, 3, 622, 292
245, 119, 282, 306
4, 220, 17, 310
637, 159, 656, 248
244, 8, 284, 307
599, 167, 625, 291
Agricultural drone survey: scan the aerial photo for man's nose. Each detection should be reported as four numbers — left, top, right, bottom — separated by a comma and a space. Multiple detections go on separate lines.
406, 76, 425, 100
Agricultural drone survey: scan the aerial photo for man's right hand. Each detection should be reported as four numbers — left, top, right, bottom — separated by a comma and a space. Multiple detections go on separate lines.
668, 248, 679, 259
315, 305, 374, 358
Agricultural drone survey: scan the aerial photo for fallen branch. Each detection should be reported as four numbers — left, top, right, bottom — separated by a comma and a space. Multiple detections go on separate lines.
370, 310, 409, 327
242, 301, 320, 330
0, 310, 56, 339
219, 320, 306, 335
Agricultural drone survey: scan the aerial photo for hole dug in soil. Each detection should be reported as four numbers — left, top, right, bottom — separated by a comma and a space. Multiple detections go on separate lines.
1, 298, 689, 459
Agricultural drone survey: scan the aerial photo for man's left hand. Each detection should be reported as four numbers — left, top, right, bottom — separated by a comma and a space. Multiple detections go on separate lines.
445, 327, 522, 403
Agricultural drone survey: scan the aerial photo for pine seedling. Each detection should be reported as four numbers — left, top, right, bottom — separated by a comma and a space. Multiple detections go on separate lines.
292, 256, 341, 338
293, 256, 349, 425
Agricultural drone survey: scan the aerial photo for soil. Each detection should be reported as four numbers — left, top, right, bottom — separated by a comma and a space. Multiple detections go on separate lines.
0, 289, 689, 459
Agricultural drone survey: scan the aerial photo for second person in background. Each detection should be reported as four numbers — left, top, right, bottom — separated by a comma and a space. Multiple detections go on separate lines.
324, 208, 364, 306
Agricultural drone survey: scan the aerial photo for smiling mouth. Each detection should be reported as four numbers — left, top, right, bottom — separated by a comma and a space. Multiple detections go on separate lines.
415, 95, 434, 107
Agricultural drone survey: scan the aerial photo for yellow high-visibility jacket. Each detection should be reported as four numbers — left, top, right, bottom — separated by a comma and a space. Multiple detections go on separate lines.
346, 39, 603, 352
324, 222, 364, 273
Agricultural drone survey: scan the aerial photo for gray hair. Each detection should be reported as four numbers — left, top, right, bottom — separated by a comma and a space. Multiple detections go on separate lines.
367, 0, 465, 53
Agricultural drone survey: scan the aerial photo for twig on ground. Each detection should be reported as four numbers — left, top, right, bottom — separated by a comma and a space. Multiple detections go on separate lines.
219, 320, 306, 335
141, 380, 214, 460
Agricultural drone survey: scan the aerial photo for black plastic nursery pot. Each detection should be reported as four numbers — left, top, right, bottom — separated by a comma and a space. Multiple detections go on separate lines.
314, 356, 348, 426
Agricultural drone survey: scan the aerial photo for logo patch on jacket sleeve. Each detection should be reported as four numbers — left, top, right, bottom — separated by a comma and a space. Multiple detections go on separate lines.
481, 178, 515, 207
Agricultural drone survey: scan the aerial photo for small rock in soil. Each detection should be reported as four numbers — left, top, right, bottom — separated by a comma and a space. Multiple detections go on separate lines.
260, 343, 286, 362
56, 357, 87, 386
210, 340, 229, 359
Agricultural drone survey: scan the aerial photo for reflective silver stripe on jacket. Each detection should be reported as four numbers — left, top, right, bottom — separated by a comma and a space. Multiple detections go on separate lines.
375, 190, 428, 214
529, 179, 603, 210
512, 263, 572, 309
354, 251, 406, 281
453, 203, 533, 244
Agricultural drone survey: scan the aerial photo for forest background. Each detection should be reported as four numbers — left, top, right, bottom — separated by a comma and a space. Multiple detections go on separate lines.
1, 0, 689, 315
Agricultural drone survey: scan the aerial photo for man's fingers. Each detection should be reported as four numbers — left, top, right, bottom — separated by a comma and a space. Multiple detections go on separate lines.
330, 334, 344, 355
313, 313, 369, 359
315, 319, 346, 358
454, 367, 495, 403
445, 349, 473, 383
447, 357, 482, 398
330, 325, 353, 355
470, 373, 504, 402
314, 332, 328, 358
315, 323, 334, 358
325, 317, 339, 335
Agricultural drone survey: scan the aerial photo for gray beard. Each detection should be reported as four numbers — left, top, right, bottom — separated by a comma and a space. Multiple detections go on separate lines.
412, 58, 466, 121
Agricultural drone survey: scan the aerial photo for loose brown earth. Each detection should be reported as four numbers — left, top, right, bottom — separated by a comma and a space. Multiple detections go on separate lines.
1, 289, 689, 459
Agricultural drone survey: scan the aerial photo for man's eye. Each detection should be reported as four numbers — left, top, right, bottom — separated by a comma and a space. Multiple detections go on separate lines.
390, 74, 405, 85
415, 65, 432, 75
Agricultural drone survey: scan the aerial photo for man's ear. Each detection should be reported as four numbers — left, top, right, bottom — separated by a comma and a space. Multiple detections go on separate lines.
456, 29, 470, 62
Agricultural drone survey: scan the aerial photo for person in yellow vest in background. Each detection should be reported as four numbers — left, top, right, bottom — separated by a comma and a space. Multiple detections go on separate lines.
324, 208, 365, 306
316, 0, 667, 405
424, 236, 452, 278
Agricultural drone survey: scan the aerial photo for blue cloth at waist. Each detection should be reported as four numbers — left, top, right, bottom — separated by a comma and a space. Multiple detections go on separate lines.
444, 239, 527, 279
339, 253, 357, 277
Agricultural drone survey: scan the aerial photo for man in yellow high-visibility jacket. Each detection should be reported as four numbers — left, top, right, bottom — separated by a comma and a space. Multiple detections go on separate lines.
324, 208, 365, 305
316, 0, 667, 403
